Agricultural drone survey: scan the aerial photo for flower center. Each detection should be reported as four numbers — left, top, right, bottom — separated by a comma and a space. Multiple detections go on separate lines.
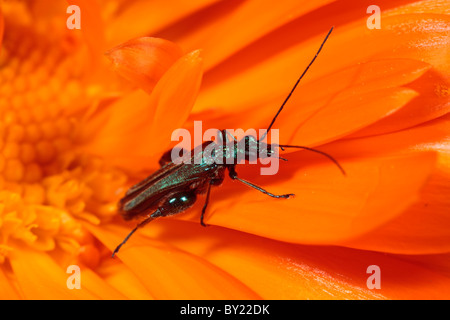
0, 18, 83, 189
0, 9, 126, 266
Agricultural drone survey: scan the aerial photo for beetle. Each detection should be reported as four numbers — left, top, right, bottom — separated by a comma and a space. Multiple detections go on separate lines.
112, 27, 344, 257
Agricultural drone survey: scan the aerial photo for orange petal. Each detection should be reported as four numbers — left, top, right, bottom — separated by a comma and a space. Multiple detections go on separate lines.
87, 223, 260, 299
198, 0, 329, 67
140, 222, 385, 299
137, 220, 450, 299
0, 266, 21, 299
323, 113, 450, 159
398, 252, 450, 279
288, 87, 418, 146
0, 7, 4, 48
341, 165, 450, 254
322, 116, 450, 254
82, 50, 203, 170
183, 152, 437, 244
98, 262, 154, 299
165, 0, 336, 70
78, 267, 127, 299
276, 58, 430, 142
272, 58, 431, 145
105, 37, 183, 94
195, 9, 449, 117
106, 0, 221, 48
9, 248, 97, 299
197, 0, 426, 75
187, 58, 429, 145
67, 0, 105, 59
149, 50, 203, 151
351, 69, 450, 138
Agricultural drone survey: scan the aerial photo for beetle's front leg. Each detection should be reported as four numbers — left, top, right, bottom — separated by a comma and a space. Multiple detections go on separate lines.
228, 166, 294, 199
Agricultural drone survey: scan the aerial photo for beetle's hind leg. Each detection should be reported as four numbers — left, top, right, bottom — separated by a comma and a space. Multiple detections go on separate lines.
112, 189, 199, 257
228, 166, 294, 199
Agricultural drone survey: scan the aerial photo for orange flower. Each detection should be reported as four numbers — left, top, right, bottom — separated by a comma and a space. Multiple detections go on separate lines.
0, 0, 449, 300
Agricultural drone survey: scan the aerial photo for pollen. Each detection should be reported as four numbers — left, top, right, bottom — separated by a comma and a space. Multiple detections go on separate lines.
1, 32, 70, 184
0, 16, 126, 264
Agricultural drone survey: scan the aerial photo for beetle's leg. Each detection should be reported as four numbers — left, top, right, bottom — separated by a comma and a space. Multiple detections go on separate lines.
200, 181, 213, 227
112, 209, 161, 258
228, 166, 294, 199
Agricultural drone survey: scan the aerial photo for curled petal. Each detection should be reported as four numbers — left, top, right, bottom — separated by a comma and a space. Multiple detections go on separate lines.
82, 50, 203, 169
106, 37, 183, 94
149, 50, 204, 153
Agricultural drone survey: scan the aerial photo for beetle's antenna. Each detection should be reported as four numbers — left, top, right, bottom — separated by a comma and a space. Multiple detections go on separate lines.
277, 144, 346, 176
259, 27, 334, 143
